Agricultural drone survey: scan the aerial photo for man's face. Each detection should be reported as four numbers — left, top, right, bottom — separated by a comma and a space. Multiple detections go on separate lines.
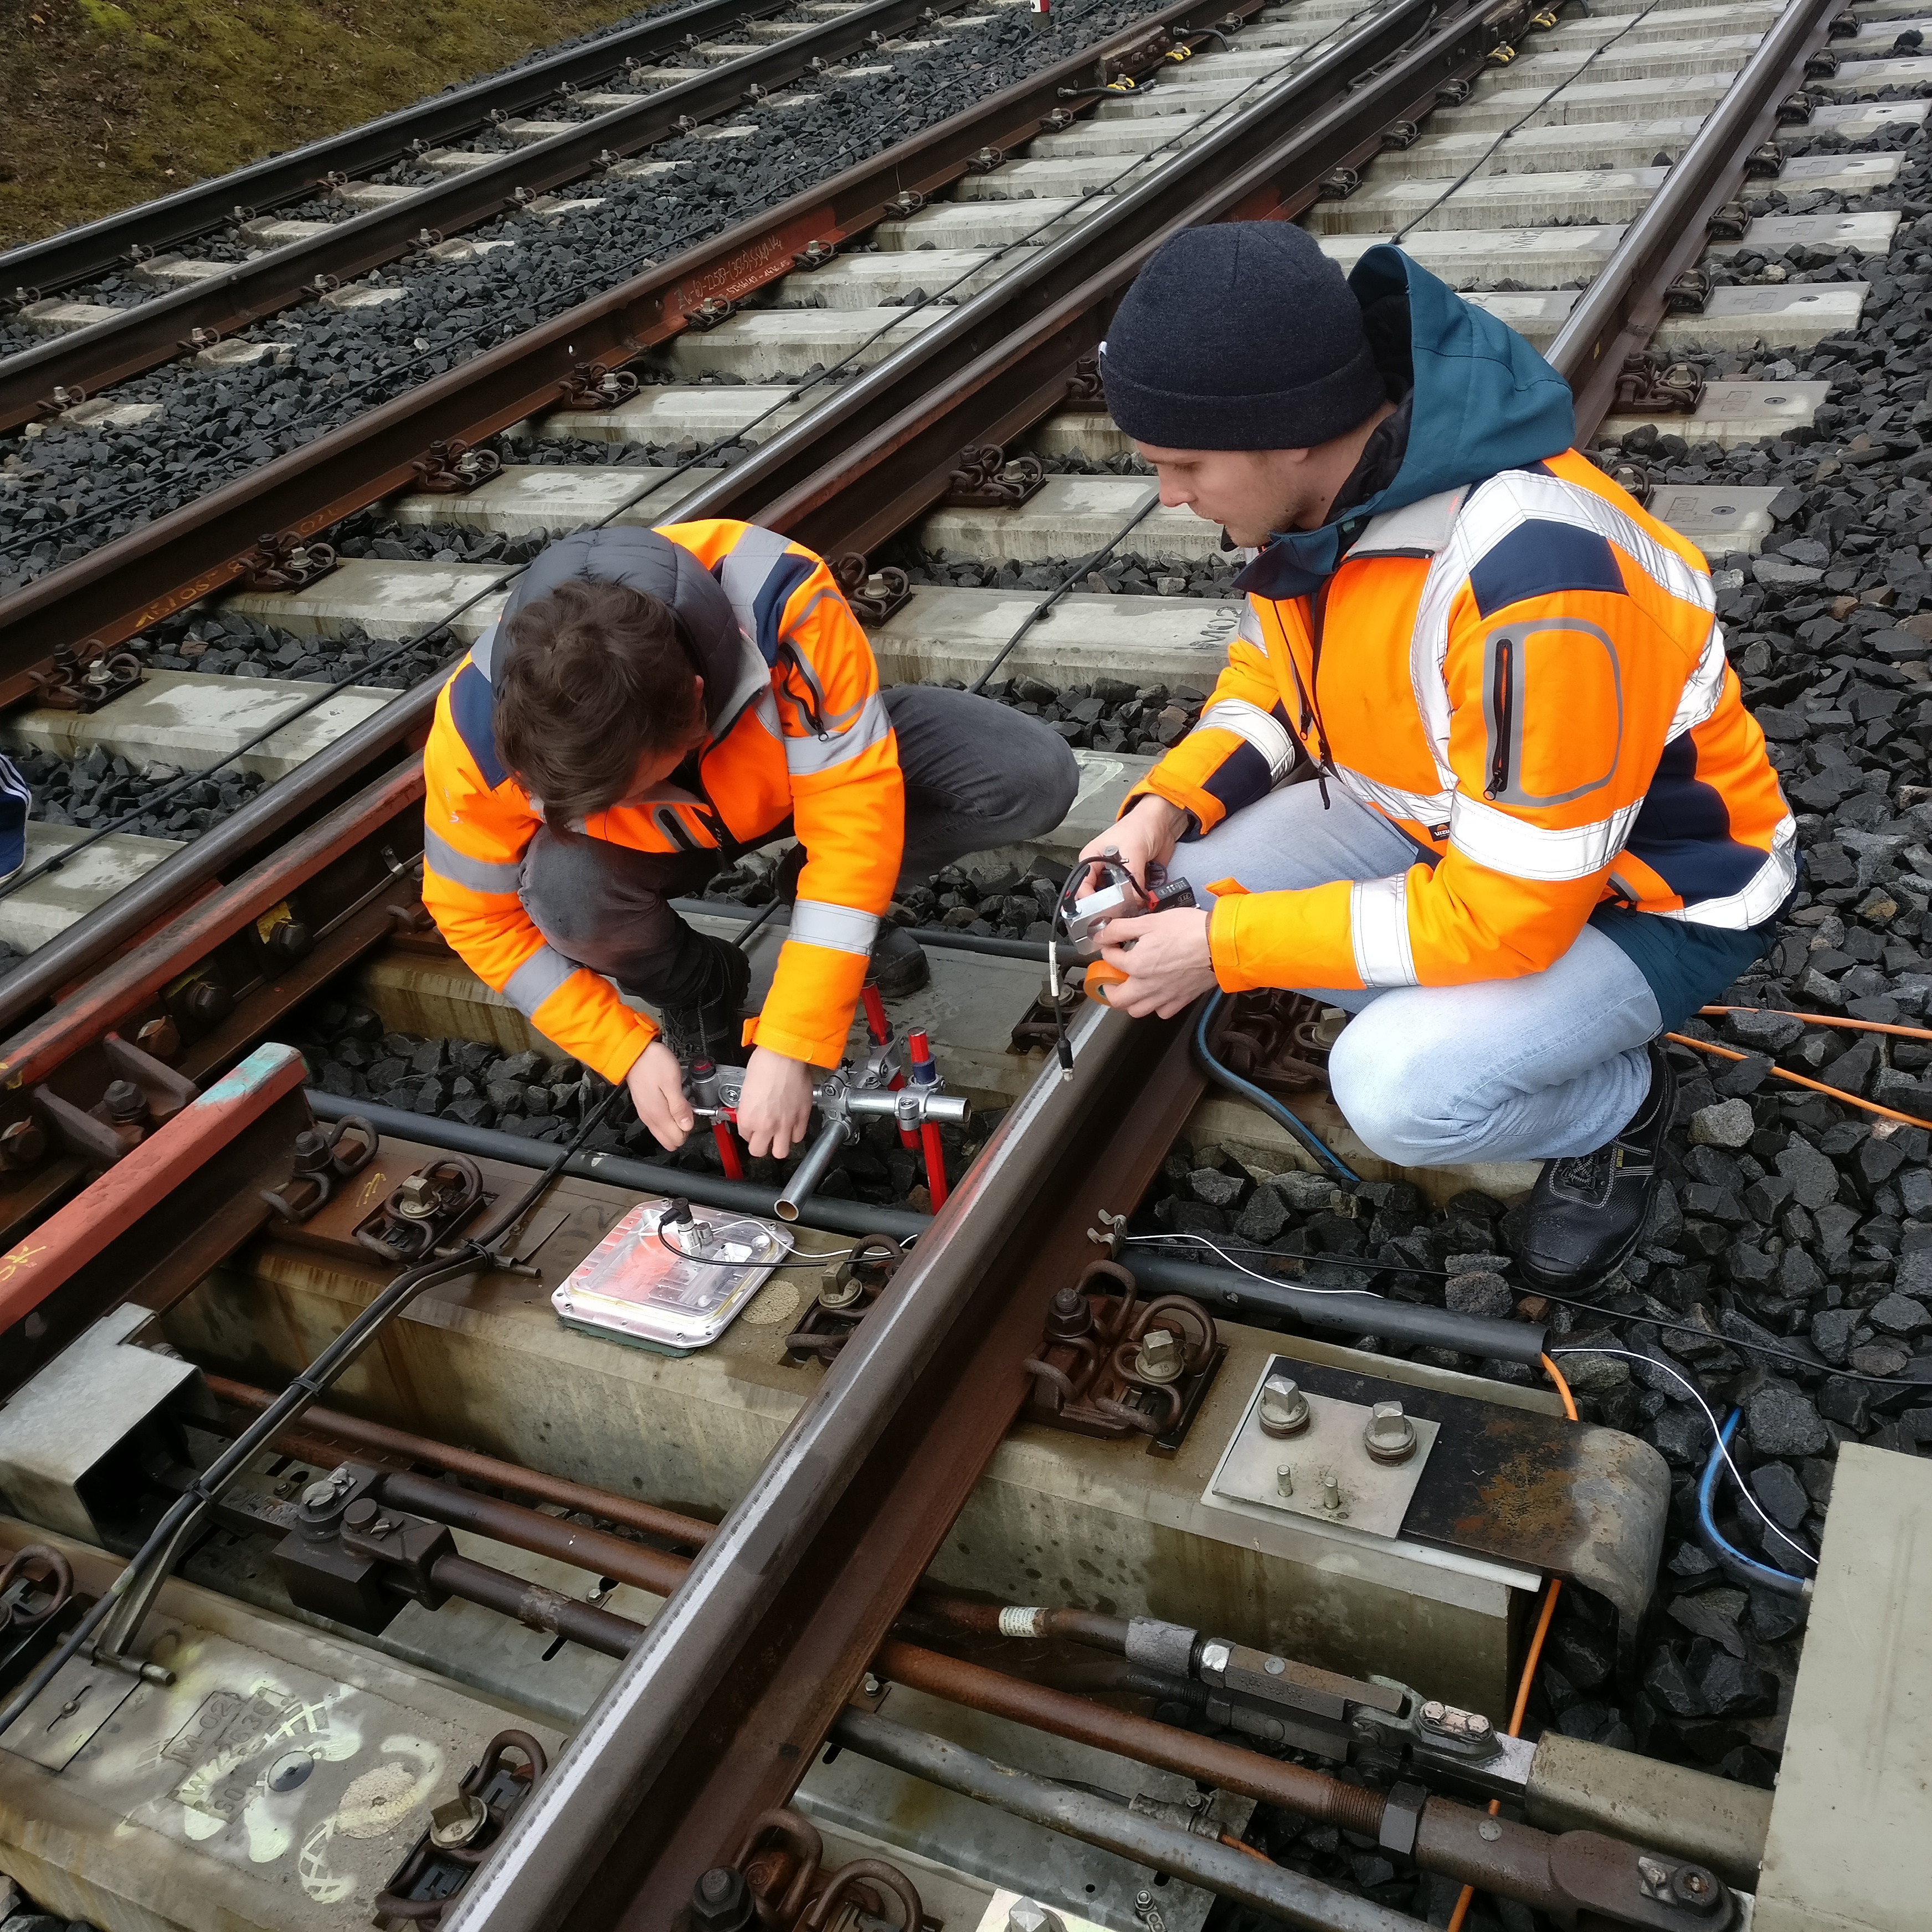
1133, 443, 1317, 548
615, 675, 708, 808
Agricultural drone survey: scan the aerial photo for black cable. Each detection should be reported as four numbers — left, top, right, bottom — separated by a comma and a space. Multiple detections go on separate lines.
1137, 1229, 1932, 1390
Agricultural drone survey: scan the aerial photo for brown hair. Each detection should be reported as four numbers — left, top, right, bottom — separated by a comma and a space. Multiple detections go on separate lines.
494, 577, 706, 826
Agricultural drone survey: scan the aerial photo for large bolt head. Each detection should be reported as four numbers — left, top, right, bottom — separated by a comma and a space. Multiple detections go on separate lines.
691, 1867, 754, 1931
1363, 1400, 1417, 1464
1007, 1904, 1067, 1932
1257, 1375, 1310, 1437
1135, 1327, 1185, 1383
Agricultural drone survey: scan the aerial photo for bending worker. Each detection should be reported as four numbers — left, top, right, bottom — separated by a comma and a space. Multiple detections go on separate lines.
1082, 227, 1795, 1296
422, 521, 1077, 1159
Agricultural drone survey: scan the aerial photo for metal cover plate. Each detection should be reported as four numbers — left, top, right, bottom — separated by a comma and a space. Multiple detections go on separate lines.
1206, 1357, 1438, 1540
0, 1655, 140, 1771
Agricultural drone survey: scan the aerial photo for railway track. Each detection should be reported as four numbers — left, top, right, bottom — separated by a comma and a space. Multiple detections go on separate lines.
2, 0, 1931, 1928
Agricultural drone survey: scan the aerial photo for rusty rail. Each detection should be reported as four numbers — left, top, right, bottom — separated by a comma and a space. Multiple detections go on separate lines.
0, 0, 794, 300
682, 0, 1522, 551
0, 0, 1252, 676
0, 0, 991, 433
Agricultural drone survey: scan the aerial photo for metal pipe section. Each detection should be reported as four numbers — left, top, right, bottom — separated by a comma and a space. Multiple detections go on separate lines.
378, 1469, 691, 1600
0, 686, 435, 1038
775, 1116, 856, 1222
1143, 1255, 1550, 1366
306, 1092, 928, 1242
677, 898, 1053, 965
306, 1093, 1552, 1361
878, 1641, 1384, 1837
431, 1553, 645, 1661
204, 1373, 718, 1550
829, 1708, 1417, 1932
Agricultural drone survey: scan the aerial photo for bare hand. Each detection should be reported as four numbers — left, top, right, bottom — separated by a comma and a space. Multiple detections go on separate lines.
1096, 906, 1218, 1017
736, 1047, 816, 1159
1076, 794, 1189, 899
626, 1040, 695, 1150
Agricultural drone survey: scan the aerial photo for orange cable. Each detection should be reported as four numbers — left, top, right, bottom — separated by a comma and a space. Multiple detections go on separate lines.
1219, 1832, 1276, 1865
1700, 1003, 1932, 1045
1447, 1356, 1577, 1932
1540, 1351, 1579, 1424
1667, 1032, 1932, 1131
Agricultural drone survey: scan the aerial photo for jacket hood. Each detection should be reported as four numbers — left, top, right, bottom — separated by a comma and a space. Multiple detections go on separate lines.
492, 526, 768, 738
1233, 245, 1575, 602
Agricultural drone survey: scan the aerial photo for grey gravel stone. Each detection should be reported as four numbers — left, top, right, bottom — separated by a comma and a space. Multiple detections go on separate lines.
1744, 1382, 1830, 1460
1689, 1098, 1756, 1148
1776, 1138, 1842, 1210
1443, 1270, 1513, 1318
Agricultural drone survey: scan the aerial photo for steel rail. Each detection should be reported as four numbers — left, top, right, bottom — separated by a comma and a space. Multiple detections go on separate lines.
439, 1000, 1204, 1932
0, 758, 424, 1092
678, 0, 1522, 545
1546, 0, 1847, 435
0, 677, 439, 1038
0, 0, 990, 433
0, 0, 1234, 674
0, 0, 795, 300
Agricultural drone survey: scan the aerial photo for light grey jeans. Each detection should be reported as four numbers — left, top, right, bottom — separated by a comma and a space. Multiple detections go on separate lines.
1167, 779, 1662, 1167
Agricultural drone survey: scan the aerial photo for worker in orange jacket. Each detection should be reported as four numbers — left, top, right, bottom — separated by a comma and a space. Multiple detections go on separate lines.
422, 521, 1076, 1158
1082, 227, 1795, 1294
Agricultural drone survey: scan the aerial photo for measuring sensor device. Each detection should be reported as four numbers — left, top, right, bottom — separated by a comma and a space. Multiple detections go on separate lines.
1062, 853, 1197, 958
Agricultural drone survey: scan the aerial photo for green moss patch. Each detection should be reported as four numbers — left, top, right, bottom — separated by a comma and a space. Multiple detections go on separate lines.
1, 0, 676, 250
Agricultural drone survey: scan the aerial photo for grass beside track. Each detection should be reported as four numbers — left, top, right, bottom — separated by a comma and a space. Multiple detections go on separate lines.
1, 0, 680, 250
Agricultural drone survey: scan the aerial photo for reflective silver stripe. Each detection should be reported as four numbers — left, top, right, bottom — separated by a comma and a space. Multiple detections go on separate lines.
1332, 763, 1451, 827
1666, 624, 1728, 742
503, 945, 578, 1016
1449, 791, 1642, 883
789, 898, 880, 956
718, 524, 795, 646
785, 688, 892, 777
1349, 875, 1418, 989
1197, 698, 1298, 782
471, 621, 502, 682
1658, 815, 1799, 929
423, 824, 525, 896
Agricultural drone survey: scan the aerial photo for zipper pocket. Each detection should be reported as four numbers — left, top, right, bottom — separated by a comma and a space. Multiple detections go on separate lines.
1486, 635, 1513, 800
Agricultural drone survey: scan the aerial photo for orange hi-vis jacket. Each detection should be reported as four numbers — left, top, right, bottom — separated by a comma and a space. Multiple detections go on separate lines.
421, 521, 904, 1081
1133, 453, 1797, 995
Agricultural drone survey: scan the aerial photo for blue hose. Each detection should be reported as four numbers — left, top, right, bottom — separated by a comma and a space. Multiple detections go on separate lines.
1193, 993, 1361, 1186
1696, 1410, 1810, 1601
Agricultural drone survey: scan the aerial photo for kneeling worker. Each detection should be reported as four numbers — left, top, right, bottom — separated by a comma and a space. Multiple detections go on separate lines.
1082, 227, 1795, 1294
423, 520, 1078, 1159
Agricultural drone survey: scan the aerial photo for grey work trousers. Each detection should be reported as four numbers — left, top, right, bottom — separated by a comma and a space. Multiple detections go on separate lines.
518, 684, 1080, 1011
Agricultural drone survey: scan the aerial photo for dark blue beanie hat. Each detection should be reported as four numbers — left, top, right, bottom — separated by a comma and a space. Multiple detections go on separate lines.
1100, 224, 1386, 450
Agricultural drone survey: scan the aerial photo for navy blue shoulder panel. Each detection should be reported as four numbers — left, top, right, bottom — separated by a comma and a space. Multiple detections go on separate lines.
449, 661, 509, 790
1468, 517, 1625, 619
756, 554, 819, 666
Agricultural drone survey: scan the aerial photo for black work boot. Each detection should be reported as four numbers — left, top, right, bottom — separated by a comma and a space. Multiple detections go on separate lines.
869, 922, 929, 996
1517, 1040, 1677, 1300
657, 935, 752, 1063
